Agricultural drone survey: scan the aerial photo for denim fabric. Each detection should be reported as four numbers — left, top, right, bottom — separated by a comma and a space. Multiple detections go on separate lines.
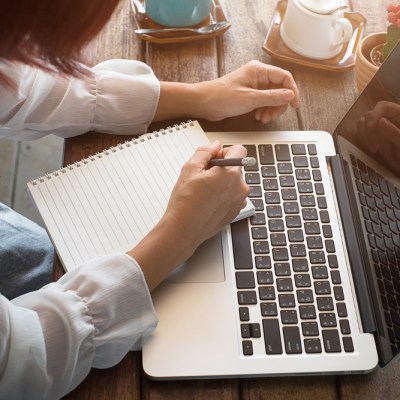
0, 203, 53, 299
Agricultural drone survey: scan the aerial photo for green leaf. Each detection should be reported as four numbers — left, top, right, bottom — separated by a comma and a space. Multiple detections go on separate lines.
383, 24, 400, 59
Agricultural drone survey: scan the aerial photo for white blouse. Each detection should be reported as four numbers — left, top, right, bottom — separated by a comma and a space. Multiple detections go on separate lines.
0, 59, 161, 399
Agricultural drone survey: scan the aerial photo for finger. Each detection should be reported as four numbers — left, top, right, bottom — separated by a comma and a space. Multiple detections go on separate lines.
251, 89, 297, 112
221, 144, 247, 158
187, 140, 222, 170
255, 63, 300, 108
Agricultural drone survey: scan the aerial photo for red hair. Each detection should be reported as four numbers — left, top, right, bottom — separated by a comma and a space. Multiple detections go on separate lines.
0, 0, 121, 86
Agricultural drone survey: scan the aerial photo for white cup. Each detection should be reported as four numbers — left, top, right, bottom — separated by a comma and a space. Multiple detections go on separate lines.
280, 0, 353, 60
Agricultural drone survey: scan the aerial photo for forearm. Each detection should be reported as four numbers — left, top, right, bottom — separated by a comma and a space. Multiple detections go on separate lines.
128, 213, 197, 290
153, 81, 210, 122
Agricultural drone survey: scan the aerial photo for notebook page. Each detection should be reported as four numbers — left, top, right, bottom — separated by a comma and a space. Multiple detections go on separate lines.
28, 121, 255, 271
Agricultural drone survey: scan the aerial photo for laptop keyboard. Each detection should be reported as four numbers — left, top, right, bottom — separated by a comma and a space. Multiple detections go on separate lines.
232, 143, 354, 356
350, 154, 400, 356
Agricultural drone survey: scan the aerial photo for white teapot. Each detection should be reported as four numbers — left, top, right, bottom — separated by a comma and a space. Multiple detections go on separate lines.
280, 0, 353, 59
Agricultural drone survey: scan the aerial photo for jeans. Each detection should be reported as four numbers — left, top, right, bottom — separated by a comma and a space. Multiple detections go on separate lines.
0, 203, 53, 299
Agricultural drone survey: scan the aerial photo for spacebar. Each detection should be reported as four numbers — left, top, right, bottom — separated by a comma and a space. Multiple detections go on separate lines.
230, 219, 252, 270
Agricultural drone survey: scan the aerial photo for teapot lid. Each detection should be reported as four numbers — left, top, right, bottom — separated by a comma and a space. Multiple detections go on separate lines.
298, 0, 346, 14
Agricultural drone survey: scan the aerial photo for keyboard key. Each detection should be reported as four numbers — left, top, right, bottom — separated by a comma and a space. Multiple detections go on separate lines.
314, 281, 331, 295
299, 305, 316, 319
283, 326, 302, 354
274, 262, 291, 276
281, 310, 298, 324
312, 169, 322, 181
339, 319, 351, 334
290, 244, 307, 257
279, 294, 296, 308
253, 241, 270, 254
308, 144, 317, 155
307, 236, 323, 249
319, 313, 337, 327
243, 145, 259, 171
275, 144, 291, 161
288, 229, 304, 242
294, 274, 311, 287
292, 259, 309, 272
296, 169, 311, 180
239, 307, 250, 321
302, 208, 318, 220
334, 286, 345, 300
236, 271, 256, 289
270, 233, 287, 246
251, 198, 264, 210
282, 189, 297, 200
309, 251, 326, 264
267, 206, 283, 218
263, 178, 279, 191
322, 225, 332, 238
304, 338, 322, 353
310, 156, 320, 168
251, 213, 266, 225
242, 340, 253, 355
280, 175, 295, 187
330, 270, 341, 284
283, 202, 300, 214
265, 192, 281, 204
293, 156, 308, 167
259, 286, 276, 300
249, 186, 262, 198
238, 291, 257, 305
336, 303, 348, 317
257, 270, 274, 284
269, 219, 285, 232
250, 323, 262, 338
241, 324, 251, 338
298, 182, 313, 193
305, 222, 320, 234
255, 255, 272, 269
297, 289, 314, 303
311, 266, 328, 279
317, 297, 334, 311
292, 144, 306, 155
261, 165, 277, 177
245, 173, 260, 184
322, 330, 341, 352
286, 215, 302, 228
263, 319, 283, 354
258, 144, 274, 165
252, 227, 268, 239
300, 195, 315, 207
261, 302, 278, 316
277, 278, 293, 292
343, 337, 354, 352
272, 248, 289, 261
278, 163, 293, 174
302, 322, 319, 336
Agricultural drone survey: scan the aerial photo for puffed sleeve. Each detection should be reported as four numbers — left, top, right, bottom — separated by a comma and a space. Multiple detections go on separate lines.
0, 59, 160, 141
0, 253, 158, 400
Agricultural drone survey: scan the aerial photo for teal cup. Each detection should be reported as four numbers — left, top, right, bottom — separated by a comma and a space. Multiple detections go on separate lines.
144, 0, 213, 27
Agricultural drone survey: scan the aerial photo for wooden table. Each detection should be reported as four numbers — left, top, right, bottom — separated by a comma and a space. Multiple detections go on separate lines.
57, 0, 400, 398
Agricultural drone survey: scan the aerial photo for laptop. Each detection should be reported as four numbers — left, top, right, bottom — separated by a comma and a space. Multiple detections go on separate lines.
142, 41, 400, 378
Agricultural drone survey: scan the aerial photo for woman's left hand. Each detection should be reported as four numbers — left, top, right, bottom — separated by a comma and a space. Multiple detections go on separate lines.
155, 60, 300, 124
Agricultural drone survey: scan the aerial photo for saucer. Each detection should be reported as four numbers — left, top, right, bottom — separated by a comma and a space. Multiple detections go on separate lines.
130, 0, 231, 44
263, 0, 366, 72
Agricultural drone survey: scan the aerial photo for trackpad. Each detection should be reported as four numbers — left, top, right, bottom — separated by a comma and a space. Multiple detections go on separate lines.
167, 233, 225, 283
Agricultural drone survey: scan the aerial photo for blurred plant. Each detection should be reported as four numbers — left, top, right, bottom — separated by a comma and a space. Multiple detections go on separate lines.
383, 3, 400, 59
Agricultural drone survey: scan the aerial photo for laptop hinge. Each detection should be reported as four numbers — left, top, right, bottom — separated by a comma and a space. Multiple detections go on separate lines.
328, 154, 377, 333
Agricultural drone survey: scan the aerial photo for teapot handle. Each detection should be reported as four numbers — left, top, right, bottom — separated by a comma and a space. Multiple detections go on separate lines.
333, 18, 353, 47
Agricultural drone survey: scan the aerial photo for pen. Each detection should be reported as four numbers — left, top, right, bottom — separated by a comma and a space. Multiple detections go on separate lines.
209, 157, 257, 167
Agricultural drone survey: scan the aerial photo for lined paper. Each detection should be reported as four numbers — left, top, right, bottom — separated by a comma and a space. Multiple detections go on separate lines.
28, 121, 254, 271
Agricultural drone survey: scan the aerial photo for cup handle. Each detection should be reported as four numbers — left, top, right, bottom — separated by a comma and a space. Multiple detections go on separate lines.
333, 18, 353, 47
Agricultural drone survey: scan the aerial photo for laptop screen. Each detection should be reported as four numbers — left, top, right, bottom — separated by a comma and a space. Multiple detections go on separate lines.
334, 41, 400, 178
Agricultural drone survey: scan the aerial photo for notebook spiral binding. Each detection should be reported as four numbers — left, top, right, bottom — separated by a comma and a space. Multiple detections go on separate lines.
29, 120, 195, 186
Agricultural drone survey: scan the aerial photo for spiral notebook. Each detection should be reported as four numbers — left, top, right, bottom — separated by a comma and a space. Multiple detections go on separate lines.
28, 120, 255, 271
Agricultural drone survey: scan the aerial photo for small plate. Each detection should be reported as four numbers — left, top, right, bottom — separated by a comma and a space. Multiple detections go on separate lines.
263, 0, 366, 72
130, 0, 231, 44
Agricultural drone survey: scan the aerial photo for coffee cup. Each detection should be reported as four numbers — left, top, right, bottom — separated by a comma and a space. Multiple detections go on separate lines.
145, 0, 212, 27
280, 0, 353, 60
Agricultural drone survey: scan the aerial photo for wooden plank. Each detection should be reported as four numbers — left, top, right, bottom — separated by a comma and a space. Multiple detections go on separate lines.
338, 356, 400, 400
0, 138, 18, 206
241, 376, 338, 400
142, 377, 240, 400
62, 352, 142, 400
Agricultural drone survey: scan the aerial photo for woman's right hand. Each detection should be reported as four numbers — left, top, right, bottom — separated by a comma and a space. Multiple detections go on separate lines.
128, 141, 249, 290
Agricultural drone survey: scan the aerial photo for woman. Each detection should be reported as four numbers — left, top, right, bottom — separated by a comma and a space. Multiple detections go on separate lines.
0, 0, 300, 398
